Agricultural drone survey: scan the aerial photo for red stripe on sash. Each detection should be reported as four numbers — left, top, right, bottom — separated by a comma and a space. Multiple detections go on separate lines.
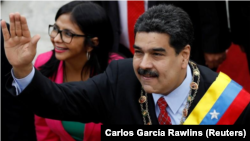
217, 89, 250, 125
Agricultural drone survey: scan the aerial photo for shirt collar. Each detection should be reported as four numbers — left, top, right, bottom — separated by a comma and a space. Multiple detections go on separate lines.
153, 65, 192, 114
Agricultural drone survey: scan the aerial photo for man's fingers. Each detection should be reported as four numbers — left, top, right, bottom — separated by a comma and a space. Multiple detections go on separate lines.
14, 13, 22, 37
21, 15, 30, 38
30, 34, 40, 55
9, 13, 15, 38
1, 20, 10, 41
30, 34, 40, 51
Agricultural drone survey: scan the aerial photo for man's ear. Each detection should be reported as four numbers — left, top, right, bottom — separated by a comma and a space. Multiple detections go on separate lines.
181, 44, 191, 68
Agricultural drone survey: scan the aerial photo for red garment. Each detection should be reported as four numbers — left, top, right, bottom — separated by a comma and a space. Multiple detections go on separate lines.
217, 43, 250, 93
127, 1, 145, 54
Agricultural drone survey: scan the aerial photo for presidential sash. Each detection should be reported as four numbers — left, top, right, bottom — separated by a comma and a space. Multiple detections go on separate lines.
183, 72, 250, 125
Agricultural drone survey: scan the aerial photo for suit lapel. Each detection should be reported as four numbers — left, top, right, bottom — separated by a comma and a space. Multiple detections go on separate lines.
148, 94, 159, 125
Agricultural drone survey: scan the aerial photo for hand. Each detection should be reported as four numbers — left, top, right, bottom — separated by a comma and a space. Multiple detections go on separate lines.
204, 52, 227, 69
1, 13, 40, 78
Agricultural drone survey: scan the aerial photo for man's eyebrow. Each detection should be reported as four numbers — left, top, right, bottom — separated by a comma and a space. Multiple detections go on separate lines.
151, 48, 166, 52
134, 45, 166, 52
133, 45, 141, 50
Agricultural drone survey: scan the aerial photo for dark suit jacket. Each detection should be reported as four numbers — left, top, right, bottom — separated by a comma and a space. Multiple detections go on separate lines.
6, 59, 250, 125
94, 1, 231, 66
1, 22, 37, 141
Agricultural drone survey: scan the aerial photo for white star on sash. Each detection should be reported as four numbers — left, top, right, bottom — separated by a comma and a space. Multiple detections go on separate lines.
210, 109, 220, 119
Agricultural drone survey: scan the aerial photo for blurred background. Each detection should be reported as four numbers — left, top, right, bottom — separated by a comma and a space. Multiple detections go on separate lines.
0, 0, 234, 64
1, 0, 71, 63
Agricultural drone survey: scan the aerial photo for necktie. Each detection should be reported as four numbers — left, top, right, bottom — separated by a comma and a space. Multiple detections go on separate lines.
127, 1, 145, 54
157, 97, 172, 125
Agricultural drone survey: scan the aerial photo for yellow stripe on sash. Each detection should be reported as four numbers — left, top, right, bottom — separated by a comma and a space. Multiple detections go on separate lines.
183, 72, 231, 125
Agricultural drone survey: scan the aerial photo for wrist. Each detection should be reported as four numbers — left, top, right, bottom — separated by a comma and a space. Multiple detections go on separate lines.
13, 64, 33, 79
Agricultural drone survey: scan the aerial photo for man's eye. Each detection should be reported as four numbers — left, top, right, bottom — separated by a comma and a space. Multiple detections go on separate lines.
135, 50, 142, 54
153, 53, 162, 56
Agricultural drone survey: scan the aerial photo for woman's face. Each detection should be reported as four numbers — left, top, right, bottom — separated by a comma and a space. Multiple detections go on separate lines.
51, 13, 88, 61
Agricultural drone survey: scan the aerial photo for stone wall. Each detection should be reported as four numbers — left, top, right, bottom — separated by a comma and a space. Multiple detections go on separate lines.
1, 1, 72, 62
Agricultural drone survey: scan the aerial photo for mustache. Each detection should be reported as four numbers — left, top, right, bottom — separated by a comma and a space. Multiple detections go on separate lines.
137, 68, 159, 77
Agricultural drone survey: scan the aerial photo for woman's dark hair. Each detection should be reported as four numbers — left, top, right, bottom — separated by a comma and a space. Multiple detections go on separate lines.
39, 1, 114, 79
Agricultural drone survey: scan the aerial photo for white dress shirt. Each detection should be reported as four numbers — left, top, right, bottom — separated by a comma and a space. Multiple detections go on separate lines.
11, 67, 35, 94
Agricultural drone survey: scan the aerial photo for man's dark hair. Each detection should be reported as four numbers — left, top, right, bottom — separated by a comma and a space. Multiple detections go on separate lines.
134, 4, 194, 54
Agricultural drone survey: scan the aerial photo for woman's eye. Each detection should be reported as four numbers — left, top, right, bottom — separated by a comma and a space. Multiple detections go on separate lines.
53, 27, 58, 31
64, 31, 73, 37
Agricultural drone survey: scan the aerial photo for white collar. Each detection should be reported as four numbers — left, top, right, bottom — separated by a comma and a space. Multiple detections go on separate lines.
152, 65, 192, 114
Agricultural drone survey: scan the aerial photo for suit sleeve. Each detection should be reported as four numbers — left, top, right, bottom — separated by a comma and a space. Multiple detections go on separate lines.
6, 60, 119, 124
34, 55, 60, 141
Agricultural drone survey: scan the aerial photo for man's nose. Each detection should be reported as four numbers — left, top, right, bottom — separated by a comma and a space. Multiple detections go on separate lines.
139, 55, 153, 69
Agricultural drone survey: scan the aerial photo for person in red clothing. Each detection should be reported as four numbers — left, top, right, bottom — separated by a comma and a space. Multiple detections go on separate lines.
32, 1, 124, 141
217, 1, 250, 93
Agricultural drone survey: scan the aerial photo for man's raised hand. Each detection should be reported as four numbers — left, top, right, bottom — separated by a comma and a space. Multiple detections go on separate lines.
1, 13, 40, 78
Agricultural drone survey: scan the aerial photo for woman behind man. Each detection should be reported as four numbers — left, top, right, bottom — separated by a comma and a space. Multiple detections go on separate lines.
34, 1, 124, 141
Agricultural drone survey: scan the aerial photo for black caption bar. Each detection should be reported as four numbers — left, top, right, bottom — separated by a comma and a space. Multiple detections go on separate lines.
101, 125, 249, 140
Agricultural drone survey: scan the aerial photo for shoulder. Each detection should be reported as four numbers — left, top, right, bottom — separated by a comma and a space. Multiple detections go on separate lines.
108, 58, 133, 73
109, 58, 133, 65
34, 51, 53, 68
104, 58, 137, 84
198, 64, 218, 84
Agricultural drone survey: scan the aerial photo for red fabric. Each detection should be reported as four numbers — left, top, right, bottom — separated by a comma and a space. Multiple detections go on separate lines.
217, 89, 250, 125
127, 1, 145, 54
157, 97, 172, 125
109, 53, 125, 63
217, 43, 250, 93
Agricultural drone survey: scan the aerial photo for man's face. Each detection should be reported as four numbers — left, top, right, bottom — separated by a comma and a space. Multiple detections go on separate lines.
133, 32, 190, 95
